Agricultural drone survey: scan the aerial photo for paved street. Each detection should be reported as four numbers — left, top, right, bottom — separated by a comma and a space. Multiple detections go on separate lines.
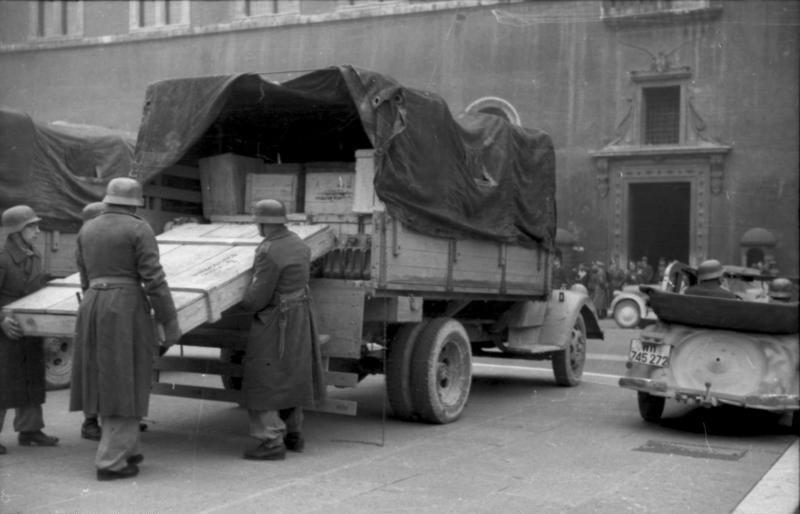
1, 321, 796, 514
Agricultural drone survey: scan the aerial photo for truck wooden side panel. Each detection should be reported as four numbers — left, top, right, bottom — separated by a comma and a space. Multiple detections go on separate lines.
372, 213, 548, 297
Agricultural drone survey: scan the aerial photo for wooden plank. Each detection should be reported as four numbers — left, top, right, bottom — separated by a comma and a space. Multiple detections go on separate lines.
151, 383, 241, 403
150, 383, 358, 415
154, 356, 239, 375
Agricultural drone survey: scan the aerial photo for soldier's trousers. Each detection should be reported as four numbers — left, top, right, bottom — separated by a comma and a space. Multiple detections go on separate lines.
96, 415, 140, 471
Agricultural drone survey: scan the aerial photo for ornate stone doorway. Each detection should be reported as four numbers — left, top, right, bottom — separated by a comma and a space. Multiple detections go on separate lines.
628, 181, 690, 266
609, 159, 711, 267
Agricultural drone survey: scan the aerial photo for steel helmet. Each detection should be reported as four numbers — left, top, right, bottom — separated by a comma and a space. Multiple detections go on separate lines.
769, 278, 793, 300
697, 259, 724, 281
253, 199, 287, 224
1, 205, 41, 233
81, 201, 107, 221
103, 177, 144, 207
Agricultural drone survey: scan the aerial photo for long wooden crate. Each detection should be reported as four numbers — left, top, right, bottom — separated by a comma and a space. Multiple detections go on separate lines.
2, 222, 336, 338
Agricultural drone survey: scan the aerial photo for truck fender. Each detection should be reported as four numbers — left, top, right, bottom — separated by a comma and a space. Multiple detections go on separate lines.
540, 288, 604, 348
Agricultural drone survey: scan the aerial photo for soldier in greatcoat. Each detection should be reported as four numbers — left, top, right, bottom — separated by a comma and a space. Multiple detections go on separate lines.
77, 201, 106, 442
70, 178, 181, 480
240, 199, 326, 461
0, 205, 59, 454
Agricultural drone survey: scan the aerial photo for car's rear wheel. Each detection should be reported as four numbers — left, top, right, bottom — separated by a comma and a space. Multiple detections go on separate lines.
613, 299, 641, 329
637, 392, 665, 422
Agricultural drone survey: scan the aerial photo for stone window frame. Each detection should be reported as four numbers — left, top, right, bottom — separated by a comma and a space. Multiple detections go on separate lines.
235, 0, 300, 18
129, 0, 190, 32
29, 0, 84, 40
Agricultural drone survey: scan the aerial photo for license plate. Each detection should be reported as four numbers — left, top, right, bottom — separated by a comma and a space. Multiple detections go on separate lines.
629, 339, 671, 367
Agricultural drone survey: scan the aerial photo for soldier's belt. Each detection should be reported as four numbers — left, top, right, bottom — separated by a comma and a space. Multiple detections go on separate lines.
89, 276, 139, 288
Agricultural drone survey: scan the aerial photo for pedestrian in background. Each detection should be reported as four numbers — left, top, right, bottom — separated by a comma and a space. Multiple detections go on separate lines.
551, 255, 568, 289
608, 256, 626, 293
0, 205, 59, 455
624, 261, 639, 286
241, 199, 326, 461
70, 178, 181, 480
588, 261, 608, 319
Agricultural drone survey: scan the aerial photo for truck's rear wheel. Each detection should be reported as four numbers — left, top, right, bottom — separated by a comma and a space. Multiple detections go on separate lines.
552, 315, 586, 386
410, 318, 472, 424
613, 300, 641, 329
637, 392, 665, 422
386, 322, 427, 421
44, 337, 73, 390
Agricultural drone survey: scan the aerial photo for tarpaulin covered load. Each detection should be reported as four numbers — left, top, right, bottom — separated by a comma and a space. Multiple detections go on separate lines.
0, 108, 135, 232
133, 65, 556, 249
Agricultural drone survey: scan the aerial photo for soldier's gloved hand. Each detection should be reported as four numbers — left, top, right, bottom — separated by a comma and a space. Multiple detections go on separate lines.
1, 316, 23, 340
163, 318, 182, 347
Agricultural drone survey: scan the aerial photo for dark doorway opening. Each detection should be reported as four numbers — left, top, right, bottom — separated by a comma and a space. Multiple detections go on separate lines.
628, 182, 690, 271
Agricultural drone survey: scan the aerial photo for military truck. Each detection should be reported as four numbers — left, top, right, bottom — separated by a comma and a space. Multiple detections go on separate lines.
3, 66, 603, 424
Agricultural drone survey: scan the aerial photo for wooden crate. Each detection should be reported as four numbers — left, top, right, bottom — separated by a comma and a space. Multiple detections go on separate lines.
305, 170, 355, 215
245, 165, 300, 214
198, 153, 262, 218
352, 149, 385, 213
2, 222, 336, 338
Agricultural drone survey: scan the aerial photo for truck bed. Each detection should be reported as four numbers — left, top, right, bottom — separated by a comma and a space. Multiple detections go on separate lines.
1, 222, 335, 338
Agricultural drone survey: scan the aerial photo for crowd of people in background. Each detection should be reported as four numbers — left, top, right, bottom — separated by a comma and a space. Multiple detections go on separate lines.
552, 255, 675, 318
552, 250, 792, 317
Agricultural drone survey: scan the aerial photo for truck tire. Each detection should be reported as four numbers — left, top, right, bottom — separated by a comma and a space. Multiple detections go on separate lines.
409, 317, 472, 424
552, 315, 587, 386
613, 299, 641, 329
220, 348, 244, 390
44, 337, 73, 390
637, 392, 665, 422
386, 321, 428, 421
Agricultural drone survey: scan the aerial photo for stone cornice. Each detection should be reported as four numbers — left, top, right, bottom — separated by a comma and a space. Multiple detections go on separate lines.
0, 0, 521, 53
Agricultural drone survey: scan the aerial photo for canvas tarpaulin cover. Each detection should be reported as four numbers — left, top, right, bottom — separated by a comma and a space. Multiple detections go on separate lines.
133, 65, 556, 249
0, 108, 135, 232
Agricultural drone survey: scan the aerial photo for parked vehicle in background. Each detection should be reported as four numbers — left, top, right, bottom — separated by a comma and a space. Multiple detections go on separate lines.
609, 283, 658, 329
609, 262, 776, 329
619, 262, 799, 429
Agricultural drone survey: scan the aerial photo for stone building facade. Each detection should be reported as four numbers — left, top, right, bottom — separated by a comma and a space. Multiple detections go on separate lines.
1, 0, 797, 274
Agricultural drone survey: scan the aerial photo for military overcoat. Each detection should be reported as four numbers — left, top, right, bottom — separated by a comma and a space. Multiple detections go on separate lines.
240, 226, 326, 411
0, 234, 46, 409
69, 207, 177, 417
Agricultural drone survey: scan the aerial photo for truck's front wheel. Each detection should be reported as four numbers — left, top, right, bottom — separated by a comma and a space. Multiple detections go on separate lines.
44, 337, 73, 390
410, 318, 472, 424
552, 315, 587, 386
